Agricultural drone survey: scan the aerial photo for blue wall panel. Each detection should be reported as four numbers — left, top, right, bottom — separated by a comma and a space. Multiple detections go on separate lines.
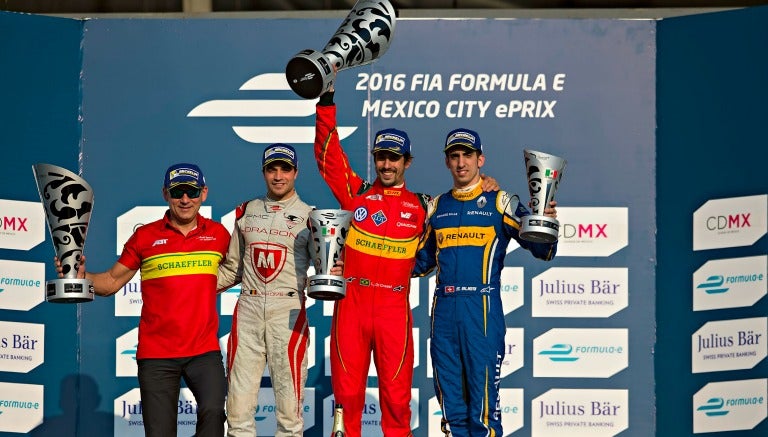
657, 5, 768, 436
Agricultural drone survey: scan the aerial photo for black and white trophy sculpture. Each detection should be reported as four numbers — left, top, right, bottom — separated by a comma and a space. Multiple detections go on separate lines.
520, 150, 567, 244
285, 0, 397, 99
32, 163, 95, 303
307, 209, 352, 300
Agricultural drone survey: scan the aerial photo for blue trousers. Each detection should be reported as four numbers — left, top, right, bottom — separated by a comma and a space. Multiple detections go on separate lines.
431, 291, 505, 437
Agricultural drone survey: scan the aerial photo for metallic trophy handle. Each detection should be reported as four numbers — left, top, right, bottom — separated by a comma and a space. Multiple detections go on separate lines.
32, 163, 95, 303
285, 0, 397, 99
307, 209, 353, 300
520, 150, 567, 243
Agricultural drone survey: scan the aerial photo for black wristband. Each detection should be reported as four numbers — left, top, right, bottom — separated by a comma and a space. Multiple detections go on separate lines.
319, 91, 335, 106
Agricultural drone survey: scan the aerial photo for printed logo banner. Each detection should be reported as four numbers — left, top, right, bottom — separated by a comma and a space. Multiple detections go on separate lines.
0, 259, 45, 311
692, 317, 767, 373
509, 207, 628, 257
0, 320, 45, 373
693, 378, 767, 434
693, 194, 767, 251
0, 199, 45, 251
693, 255, 767, 311
532, 267, 629, 318
531, 389, 629, 436
533, 328, 628, 378
0, 382, 44, 433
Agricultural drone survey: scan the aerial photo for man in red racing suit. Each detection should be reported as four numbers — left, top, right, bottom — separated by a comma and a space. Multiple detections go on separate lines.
315, 88, 428, 437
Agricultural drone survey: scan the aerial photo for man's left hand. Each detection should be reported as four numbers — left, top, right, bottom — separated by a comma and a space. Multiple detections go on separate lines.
543, 200, 558, 218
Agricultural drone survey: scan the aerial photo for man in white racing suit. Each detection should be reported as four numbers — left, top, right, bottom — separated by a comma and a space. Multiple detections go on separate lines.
217, 143, 313, 437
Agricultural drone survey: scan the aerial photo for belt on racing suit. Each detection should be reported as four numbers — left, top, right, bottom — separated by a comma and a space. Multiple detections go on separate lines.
240, 289, 302, 298
434, 284, 497, 297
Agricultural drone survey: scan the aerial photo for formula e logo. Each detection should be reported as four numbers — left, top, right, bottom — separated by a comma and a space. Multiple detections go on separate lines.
251, 242, 287, 283
187, 73, 357, 144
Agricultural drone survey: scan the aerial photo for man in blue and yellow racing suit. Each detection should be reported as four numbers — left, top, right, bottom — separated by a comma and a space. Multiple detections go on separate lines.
414, 128, 558, 437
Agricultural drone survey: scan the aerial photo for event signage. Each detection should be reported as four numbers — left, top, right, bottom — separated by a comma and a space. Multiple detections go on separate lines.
693, 255, 767, 311
532, 267, 629, 318
693, 194, 767, 251
531, 389, 629, 436
691, 317, 767, 373
693, 378, 767, 434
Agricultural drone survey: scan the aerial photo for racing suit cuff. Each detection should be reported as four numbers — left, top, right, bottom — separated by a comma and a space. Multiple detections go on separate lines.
319, 91, 335, 106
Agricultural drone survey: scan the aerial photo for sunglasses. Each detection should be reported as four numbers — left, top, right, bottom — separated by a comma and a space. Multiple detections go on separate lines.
168, 185, 202, 199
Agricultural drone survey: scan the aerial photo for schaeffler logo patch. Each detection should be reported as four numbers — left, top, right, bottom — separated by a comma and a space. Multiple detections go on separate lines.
693, 255, 767, 311
693, 378, 767, 433
693, 194, 767, 251
0, 382, 43, 433
691, 317, 767, 374
187, 73, 357, 144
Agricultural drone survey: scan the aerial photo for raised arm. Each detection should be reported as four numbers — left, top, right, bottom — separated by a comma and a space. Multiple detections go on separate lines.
314, 91, 366, 210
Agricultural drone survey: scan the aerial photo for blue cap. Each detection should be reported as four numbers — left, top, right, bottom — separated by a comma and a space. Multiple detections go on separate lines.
372, 128, 411, 156
164, 163, 205, 188
444, 128, 482, 153
262, 143, 298, 169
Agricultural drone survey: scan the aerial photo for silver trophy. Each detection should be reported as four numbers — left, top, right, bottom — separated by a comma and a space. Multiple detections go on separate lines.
520, 150, 567, 244
307, 209, 352, 300
32, 164, 95, 303
285, 0, 397, 99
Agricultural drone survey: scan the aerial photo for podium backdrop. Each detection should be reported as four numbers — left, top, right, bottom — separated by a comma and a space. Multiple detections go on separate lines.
0, 6, 766, 436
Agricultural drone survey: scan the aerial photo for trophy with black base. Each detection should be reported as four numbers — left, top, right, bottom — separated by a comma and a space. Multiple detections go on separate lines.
520, 150, 566, 244
307, 209, 352, 300
285, 0, 397, 99
32, 163, 94, 303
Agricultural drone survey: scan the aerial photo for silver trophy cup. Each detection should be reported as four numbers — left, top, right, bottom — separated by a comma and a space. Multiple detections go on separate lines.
307, 209, 352, 300
32, 164, 95, 303
285, 0, 397, 99
520, 150, 567, 244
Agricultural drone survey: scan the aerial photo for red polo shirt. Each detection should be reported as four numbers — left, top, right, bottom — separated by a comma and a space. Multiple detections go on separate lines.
118, 212, 230, 359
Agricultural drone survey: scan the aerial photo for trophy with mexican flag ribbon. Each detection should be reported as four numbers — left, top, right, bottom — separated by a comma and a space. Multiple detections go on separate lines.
307, 209, 352, 300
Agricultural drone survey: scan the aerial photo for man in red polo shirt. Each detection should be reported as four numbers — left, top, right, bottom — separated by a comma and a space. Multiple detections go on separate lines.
58, 163, 230, 437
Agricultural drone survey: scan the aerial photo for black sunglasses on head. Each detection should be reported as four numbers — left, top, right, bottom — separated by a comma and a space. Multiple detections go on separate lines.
168, 185, 202, 199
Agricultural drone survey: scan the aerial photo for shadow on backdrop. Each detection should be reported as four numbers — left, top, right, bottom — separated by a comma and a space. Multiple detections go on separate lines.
30, 373, 114, 436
